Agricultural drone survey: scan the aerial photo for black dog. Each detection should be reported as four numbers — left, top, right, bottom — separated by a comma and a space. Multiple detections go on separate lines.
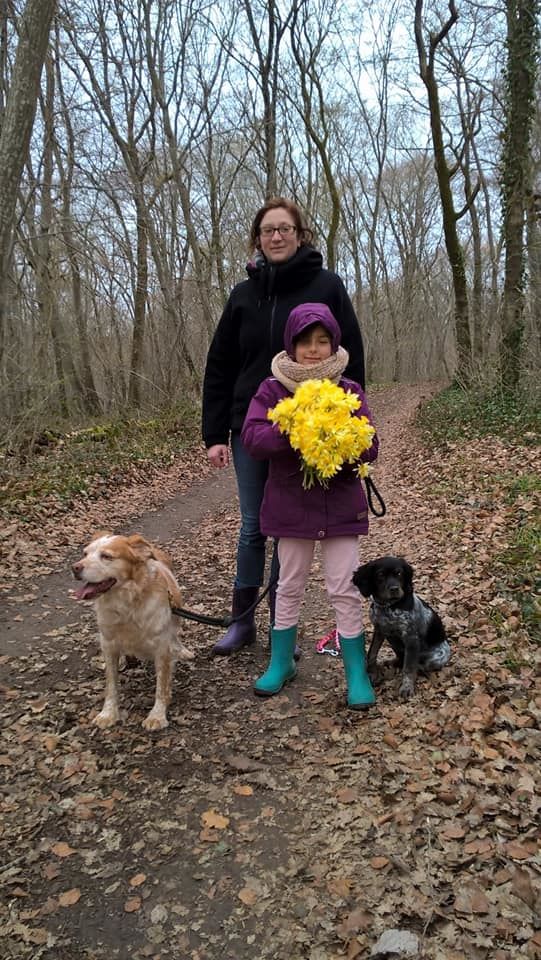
352, 556, 450, 700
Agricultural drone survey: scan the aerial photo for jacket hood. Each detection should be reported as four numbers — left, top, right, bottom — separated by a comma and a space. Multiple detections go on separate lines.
284, 302, 341, 357
246, 245, 323, 297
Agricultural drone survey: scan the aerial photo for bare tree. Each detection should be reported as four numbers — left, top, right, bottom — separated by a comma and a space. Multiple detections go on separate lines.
0, 0, 56, 336
52, 22, 101, 414
288, 0, 343, 269
63, 1, 157, 406
334, 7, 396, 371
501, 0, 540, 387
141, 0, 217, 347
237, 0, 293, 198
414, 0, 472, 380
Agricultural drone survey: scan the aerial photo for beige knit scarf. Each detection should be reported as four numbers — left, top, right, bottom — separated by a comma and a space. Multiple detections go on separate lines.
271, 346, 349, 393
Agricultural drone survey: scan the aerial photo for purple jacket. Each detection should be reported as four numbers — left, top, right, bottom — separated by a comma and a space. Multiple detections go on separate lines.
241, 305, 378, 540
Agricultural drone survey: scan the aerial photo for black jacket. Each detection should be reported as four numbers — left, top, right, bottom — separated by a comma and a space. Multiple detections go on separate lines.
202, 246, 366, 448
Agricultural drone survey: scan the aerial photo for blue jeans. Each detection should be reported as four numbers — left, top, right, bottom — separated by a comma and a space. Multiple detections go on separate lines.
231, 431, 278, 589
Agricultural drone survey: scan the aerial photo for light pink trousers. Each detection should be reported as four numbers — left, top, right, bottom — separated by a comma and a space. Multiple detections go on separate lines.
275, 536, 363, 638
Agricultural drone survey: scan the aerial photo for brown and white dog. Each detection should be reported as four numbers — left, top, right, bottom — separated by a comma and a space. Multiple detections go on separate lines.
72, 532, 193, 730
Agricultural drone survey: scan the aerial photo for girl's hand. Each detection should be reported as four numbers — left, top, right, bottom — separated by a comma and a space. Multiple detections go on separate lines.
207, 444, 230, 468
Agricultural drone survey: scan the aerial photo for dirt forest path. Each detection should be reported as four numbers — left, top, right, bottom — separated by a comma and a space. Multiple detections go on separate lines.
1, 384, 539, 960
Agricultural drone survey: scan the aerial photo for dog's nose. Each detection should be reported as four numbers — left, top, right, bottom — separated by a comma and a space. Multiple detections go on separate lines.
72, 562, 83, 578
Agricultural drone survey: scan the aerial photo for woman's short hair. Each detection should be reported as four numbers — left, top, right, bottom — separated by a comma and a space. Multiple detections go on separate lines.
249, 197, 314, 251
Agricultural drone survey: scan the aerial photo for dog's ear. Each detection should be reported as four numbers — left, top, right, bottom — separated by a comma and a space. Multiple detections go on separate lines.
126, 535, 155, 561
127, 535, 174, 571
352, 562, 375, 598
401, 560, 414, 594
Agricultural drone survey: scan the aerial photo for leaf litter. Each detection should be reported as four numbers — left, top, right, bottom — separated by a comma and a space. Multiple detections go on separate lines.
0, 383, 539, 960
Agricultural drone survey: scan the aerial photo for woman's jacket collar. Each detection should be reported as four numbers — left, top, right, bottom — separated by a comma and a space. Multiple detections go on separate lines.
245, 245, 323, 297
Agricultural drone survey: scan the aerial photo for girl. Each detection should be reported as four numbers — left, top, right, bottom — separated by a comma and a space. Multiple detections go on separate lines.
241, 302, 378, 710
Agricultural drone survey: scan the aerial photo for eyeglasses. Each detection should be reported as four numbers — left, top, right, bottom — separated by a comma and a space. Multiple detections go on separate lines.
259, 224, 297, 237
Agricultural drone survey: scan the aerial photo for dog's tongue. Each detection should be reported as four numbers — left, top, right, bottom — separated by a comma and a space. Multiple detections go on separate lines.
74, 578, 116, 601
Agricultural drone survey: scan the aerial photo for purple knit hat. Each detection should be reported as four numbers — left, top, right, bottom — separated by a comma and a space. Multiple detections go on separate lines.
284, 302, 341, 358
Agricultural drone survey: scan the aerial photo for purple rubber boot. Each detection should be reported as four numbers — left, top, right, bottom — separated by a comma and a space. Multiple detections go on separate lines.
212, 586, 259, 656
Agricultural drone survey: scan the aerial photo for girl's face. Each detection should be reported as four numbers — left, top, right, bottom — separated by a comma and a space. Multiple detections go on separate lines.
294, 323, 333, 365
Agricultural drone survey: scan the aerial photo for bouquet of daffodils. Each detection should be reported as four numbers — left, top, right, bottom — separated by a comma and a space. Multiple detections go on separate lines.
267, 378, 375, 489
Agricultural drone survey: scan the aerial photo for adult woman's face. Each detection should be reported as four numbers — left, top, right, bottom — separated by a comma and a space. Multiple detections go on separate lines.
258, 206, 301, 264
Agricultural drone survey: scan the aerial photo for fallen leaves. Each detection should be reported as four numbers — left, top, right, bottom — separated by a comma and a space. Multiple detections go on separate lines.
199, 808, 230, 842
326, 876, 353, 898
58, 888, 81, 907
0, 923, 51, 946
461, 692, 495, 731
200, 809, 229, 830
233, 784, 254, 796
336, 787, 357, 804
453, 885, 491, 915
336, 907, 372, 938
505, 840, 537, 861
124, 897, 142, 913
129, 873, 146, 887
0, 385, 539, 960
50, 842, 76, 858
439, 823, 466, 841
238, 886, 258, 906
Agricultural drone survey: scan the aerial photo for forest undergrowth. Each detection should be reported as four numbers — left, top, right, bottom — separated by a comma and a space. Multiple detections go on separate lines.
0, 382, 539, 960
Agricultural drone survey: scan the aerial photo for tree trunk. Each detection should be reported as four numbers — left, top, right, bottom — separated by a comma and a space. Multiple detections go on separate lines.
501, 0, 539, 388
0, 0, 56, 331
128, 190, 149, 407
526, 191, 541, 368
289, 4, 341, 270
414, 0, 472, 380
53, 24, 101, 415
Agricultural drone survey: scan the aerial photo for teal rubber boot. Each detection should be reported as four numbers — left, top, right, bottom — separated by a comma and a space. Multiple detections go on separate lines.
254, 626, 298, 697
340, 633, 376, 710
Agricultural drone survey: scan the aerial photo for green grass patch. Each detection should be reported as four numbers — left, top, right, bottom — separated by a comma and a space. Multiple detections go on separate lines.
417, 384, 540, 445
494, 512, 540, 644
0, 401, 202, 521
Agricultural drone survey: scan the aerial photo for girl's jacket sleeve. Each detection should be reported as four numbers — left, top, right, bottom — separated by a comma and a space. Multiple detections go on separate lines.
241, 380, 292, 460
355, 386, 379, 464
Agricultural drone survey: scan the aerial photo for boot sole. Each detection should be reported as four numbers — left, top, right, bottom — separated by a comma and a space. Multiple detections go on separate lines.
211, 640, 256, 657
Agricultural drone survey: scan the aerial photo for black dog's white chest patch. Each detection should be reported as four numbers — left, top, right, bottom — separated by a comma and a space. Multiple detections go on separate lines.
370, 595, 432, 639
370, 595, 450, 670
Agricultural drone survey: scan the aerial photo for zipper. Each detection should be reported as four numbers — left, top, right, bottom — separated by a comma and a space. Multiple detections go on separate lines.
266, 262, 277, 352
269, 294, 277, 351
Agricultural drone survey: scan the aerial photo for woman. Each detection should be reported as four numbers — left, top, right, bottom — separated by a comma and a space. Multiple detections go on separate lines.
202, 197, 366, 655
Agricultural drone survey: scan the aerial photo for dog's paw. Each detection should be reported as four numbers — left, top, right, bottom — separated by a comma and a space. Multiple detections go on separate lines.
398, 678, 415, 700
367, 661, 382, 683
176, 641, 195, 661
93, 708, 120, 728
142, 711, 168, 731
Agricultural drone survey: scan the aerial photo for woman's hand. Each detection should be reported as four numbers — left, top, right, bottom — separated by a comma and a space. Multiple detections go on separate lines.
207, 444, 230, 468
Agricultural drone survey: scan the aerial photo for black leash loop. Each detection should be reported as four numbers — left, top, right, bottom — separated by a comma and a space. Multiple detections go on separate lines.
171, 575, 278, 627
365, 477, 386, 517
